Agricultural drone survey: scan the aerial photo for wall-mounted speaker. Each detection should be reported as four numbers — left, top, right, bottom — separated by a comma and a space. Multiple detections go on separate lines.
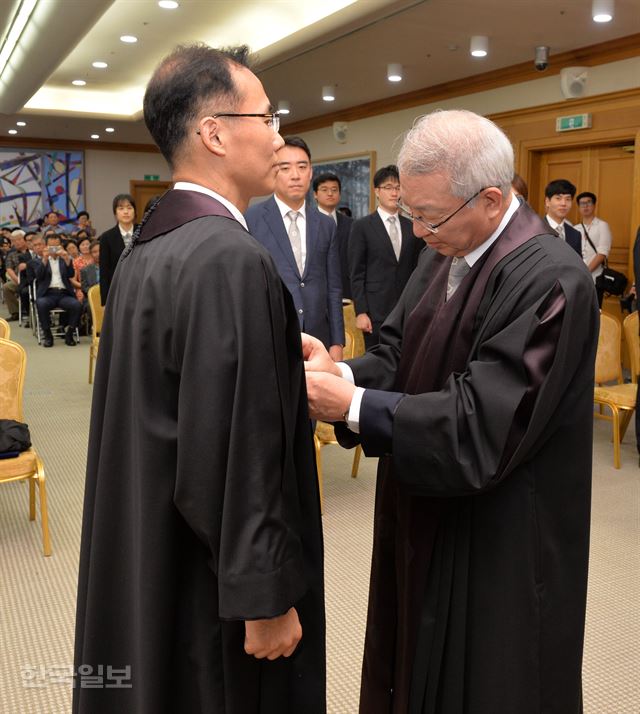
560, 67, 589, 99
333, 121, 348, 143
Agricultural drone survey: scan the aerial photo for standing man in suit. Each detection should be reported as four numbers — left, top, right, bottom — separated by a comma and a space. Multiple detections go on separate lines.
246, 136, 344, 360
313, 172, 353, 299
348, 165, 423, 349
543, 179, 582, 257
99, 193, 136, 305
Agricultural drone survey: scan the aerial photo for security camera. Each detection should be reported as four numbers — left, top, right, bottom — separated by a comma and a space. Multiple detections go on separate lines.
534, 46, 550, 72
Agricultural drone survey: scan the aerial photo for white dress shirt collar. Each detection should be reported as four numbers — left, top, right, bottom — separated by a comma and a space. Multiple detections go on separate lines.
318, 206, 337, 223
274, 195, 306, 222
173, 181, 248, 231
377, 206, 398, 224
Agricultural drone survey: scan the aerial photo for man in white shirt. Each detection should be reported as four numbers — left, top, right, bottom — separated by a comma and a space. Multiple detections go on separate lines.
575, 191, 612, 306
34, 234, 81, 346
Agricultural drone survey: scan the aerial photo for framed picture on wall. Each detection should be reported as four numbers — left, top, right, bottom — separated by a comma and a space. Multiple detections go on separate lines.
309, 151, 376, 219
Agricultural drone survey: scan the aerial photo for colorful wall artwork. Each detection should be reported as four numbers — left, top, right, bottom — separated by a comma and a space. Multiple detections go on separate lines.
0, 149, 84, 230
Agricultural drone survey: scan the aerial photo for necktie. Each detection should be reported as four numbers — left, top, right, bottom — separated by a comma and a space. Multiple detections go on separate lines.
556, 223, 565, 241
123, 232, 133, 250
446, 256, 470, 300
288, 211, 304, 274
388, 215, 401, 260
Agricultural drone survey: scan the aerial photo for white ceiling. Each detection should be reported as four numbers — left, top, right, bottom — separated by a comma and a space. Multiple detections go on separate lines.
1, 0, 639, 146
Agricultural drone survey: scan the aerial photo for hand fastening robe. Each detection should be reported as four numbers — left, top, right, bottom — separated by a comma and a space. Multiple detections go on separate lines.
73, 190, 325, 714
339, 201, 598, 714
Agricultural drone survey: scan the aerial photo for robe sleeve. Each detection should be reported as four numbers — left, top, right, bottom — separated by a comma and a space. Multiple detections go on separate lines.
171, 232, 308, 621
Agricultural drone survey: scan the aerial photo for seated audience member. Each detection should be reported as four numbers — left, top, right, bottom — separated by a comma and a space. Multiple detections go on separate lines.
34, 234, 82, 347
65, 238, 79, 259
575, 191, 612, 307
2, 229, 30, 321
41, 210, 65, 234
0, 236, 10, 283
72, 235, 93, 301
512, 173, 529, 201
80, 240, 100, 297
543, 179, 581, 256
72, 210, 97, 238
99, 193, 136, 305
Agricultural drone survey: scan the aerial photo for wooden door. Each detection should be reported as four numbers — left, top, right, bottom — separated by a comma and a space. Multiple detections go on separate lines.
130, 179, 173, 219
531, 144, 634, 274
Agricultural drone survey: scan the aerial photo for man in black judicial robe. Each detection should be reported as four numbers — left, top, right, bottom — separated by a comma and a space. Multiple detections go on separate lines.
73, 45, 325, 714
303, 110, 598, 713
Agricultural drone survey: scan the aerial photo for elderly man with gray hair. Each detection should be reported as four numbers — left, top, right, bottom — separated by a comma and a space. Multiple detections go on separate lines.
303, 109, 598, 713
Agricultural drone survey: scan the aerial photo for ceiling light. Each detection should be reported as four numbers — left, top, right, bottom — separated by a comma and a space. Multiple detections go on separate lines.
105, 127, 115, 133
120, 35, 138, 44
387, 63, 402, 82
8, 129, 18, 135
92, 61, 108, 69
322, 85, 335, 102
592, 0, 614, 22
16, 121, 26, 126
72, 79, 86, 86
277, 100, 290, 115
158, 0, 179, 7
91, 134, 100, 139
470, 36, 488, 57
0, 0, 39, 79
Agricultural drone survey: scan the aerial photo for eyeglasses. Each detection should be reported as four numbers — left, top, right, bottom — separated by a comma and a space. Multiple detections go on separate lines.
377, 183, 400, 192
397, 187, 491, 234
196, 113, 280, 134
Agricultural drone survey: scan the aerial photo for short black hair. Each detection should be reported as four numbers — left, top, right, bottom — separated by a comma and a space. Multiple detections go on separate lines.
24, 231, 38, 238
76, 233, 91, 244
283, 136, 311, 161
143, 43, 251, 168
545, 179, 576, 199
77, 210, 90, 220
373, 165, 399, 188
576, 191, 596, 205
45, 233, 61, 244
313, 172, 341, 192
46, 210, 59, 219
112, 193, 136, 215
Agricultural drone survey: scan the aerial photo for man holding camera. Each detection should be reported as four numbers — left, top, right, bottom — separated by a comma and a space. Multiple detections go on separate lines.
34, 234, 82, 347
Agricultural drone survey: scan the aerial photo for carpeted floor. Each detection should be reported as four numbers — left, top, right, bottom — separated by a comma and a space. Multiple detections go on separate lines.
0, 318, 638, 713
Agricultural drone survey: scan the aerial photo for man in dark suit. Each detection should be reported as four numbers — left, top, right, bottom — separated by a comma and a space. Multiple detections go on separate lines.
313, 171, 353, 299
348, 164, 423, 348
98, 193, 136, 305
543, 179, 582, 256
246, 136, 344, 360
34, 233, 82, 347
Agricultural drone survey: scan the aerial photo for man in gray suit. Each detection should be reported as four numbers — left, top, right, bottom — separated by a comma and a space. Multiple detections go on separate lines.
246, 136, 344, 360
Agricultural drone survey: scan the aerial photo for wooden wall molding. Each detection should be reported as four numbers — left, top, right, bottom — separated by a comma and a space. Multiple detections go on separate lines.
0, 137, 159, 153
283, 33, 640, 135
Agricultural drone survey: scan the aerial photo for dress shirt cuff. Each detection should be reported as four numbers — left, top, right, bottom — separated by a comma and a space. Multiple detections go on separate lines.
337, 362, 355, 384
346, 387, 365, 434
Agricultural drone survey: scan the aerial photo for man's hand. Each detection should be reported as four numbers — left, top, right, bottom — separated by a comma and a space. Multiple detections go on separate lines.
306, 371, 356, 422
356, 313, 372, 333
301, 333, 341, 376
244, 607, 302, 660
329, 344, 343, 362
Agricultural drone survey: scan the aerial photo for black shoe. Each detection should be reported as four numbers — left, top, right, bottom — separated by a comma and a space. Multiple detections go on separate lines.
65, 328, 76, 346
22, 320, 30, 328
43, 330, 53, 348
7, 314, 18, 322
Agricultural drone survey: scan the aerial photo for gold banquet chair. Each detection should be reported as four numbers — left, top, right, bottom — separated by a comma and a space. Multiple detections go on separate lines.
0, 337, 52, 556
314, 330, 363, 513
593, 312, 637, 469
623, 311, 640, 383
0, 317, 10, 340
87, 284, 104, 384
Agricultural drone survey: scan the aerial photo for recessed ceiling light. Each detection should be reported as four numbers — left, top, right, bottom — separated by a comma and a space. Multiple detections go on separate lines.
277, 100, 290, 115
105, 127, 115, 133
322, 85, 335, 102
72, 79, 87, 86
16, 121, 26, 126
92, 61, 108, 69
592, 0, 614, 22
91, 134, 100, 139
158, 0, 179, 8
470, 36, 489, 58
387, 63, 402, 82
120, 35, 138, 44
8, 129, 17, 135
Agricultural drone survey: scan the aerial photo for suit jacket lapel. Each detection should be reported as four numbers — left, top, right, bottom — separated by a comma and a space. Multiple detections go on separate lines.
372, 211, 398, 261
304, 205, 319, 279
264, 198, 301, 277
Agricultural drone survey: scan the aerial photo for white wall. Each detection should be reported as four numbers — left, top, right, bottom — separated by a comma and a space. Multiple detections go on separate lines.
298, 57, 640, 167
84, 149, 170, 234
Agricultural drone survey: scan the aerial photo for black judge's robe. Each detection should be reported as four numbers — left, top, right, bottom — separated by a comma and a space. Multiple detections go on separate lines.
73, 190, 325, 713
339, 202, 599, 713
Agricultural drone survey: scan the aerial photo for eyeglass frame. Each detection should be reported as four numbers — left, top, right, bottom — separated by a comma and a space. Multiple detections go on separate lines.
196, 112, 280, 135
397, 186, 493, 234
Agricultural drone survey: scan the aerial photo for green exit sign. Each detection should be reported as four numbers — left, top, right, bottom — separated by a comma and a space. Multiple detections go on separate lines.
555, 114, 592, 132
144, 174, 160, 181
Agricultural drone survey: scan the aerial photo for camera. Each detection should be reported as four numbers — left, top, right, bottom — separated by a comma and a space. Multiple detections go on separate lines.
49, 246, 59, 254
534, 46, 550, 72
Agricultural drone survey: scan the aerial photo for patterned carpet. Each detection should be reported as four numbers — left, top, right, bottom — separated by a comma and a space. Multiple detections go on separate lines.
0, 319, 638, 713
